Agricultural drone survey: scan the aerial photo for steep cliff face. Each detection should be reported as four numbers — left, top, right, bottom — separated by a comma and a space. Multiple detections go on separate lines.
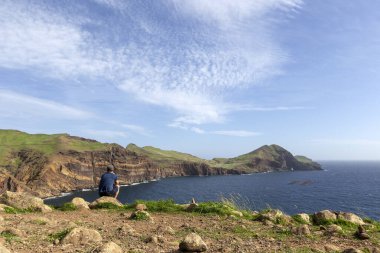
0, 130, 321, 198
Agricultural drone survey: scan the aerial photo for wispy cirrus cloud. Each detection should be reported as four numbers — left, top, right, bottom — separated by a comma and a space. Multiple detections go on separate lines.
0, 90, 93, 119
0, 0, 303, 128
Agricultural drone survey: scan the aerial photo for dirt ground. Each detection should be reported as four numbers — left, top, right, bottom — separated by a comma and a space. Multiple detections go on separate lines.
0, 209, 379, 253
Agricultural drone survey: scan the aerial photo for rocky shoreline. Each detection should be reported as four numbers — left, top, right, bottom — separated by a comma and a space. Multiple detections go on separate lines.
0, 191, 379, 253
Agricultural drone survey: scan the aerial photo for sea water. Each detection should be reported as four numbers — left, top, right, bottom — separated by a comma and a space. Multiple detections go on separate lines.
44, 161, 380, 220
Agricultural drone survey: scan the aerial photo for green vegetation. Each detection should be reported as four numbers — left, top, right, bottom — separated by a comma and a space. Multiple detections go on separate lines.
232, 225, 258, 238
292, 214, 310, 224
134, 199, 184, 212
0, 129, 109, 166
0, 231, 19, 242
30, 219, 48, 225
57, 203, 78, 211
48, 228, 71, 242
130, 211, 150, 221
4, 206, 36, 214
92, 202, 129, 210
192, 202, 238, 216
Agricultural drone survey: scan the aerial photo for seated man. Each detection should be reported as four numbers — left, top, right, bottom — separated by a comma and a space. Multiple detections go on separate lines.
98, 165, 120, 198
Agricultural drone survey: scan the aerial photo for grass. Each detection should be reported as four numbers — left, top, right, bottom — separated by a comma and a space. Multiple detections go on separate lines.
30, 219, 48, 225
192, 202, 238, 216
292, 214, 310, 224
0, 231, 20, 242
56, 203, 78, 211
130, 211, 150, 221
48, 228, 71, 242
4, 206, 36, 214
134, 199, 184, 213
232, 225, 258, 239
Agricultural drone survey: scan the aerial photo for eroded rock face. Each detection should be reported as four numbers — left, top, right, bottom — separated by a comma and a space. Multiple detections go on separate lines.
179, 233, 207, 252
0, 191, 52, 212
61, 227, 102, 245
313, 210, 336, 224
71, 197, 89, 210
95, 242, 123, 253
89, 197, 122, 209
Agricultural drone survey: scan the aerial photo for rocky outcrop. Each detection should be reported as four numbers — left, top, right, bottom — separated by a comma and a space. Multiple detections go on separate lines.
61, 227, 102, 245
0, 191, 52, 212
179, 233, 208, 252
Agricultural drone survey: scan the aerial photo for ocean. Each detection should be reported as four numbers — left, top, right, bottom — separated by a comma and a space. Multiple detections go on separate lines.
44, 161, 380, 220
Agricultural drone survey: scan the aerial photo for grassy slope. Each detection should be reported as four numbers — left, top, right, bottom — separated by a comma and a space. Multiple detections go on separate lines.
0, 130, 108, 166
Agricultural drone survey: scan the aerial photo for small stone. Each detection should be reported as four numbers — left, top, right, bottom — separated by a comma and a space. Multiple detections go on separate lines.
179, 233, 207, 252
296, 213, 311, 224
3, 228, 25, 237
95, 241, 123, 253
71, 197, 90, 210
313, 210, 337, 224
144, 235, 158, 244
355, 225, 370, 240
61, 227, 102, 245
291, 224, 311, 236
324, 224, 342, 235
53, 239, 60, 245
135, 203, 147, 211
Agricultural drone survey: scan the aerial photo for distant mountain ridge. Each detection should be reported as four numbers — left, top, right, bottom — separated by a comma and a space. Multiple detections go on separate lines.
0, 130, 321, 197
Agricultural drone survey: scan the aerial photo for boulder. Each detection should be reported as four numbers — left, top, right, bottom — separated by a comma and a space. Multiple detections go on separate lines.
135, 203, 147, 211
296, 213, 311, 224
61, 227, 102, 245
324, 224, 342, 235
355, 225, 370, 240
179, 233, 207, 252
337, 212, 364, 225
313, 210, 336, 224
89, 197, 122, 209
0, 191, 52, 213
95, 242, 123, 253
71, 197, 89, 210
0, 245, 11, 253
291, 224, 311, 236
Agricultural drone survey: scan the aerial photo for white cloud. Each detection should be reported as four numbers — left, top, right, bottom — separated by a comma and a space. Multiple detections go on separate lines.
0, 90, 93, 120
0, 0, 304, 127
212, 130, 262, 137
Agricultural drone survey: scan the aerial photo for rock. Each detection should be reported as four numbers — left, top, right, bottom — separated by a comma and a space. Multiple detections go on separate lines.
71, 197, 89, 210
0, 245, 11, 253
291, 224, 311, 236
95, 241, 123, 253
296, 213, 311, 224
337, 212, 364, 225
179, 233, 207, 252
144, 235, 158, 244
0, 216, 3, 222
156, 225, 175, 235
355, 225, 370, 240
186, 203, 198, 212
89, 197, 123, 209
61, 227, 102, 245
324, 244, 341, 252
324, 224, 343, 235
370, 248, 380, 253
342, 249, 364, 253
313, 210, 336, 224
135, 203, 147, 211
0, 191, 52, 213
260, 209, 283, 222
116, 224, 139, 236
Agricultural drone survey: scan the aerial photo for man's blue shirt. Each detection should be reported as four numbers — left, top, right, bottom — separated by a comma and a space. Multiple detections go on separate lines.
99, 172, 118, 193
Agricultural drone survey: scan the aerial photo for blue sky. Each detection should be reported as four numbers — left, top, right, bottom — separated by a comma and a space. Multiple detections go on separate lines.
1, 0, 380, 160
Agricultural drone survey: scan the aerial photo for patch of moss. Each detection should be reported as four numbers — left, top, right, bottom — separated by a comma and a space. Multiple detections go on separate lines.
57, 203, 77, 211
48, 228, 71, 242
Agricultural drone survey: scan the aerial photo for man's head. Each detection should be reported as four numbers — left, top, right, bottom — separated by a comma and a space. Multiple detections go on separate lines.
106, 165, 114, 172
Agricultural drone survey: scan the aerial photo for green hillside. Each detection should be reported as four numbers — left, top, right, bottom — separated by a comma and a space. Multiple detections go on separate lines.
0, 130, 108, 165
126, 144, 209, 164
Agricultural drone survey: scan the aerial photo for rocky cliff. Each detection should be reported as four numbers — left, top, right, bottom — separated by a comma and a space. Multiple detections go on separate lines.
0, 130, 321, 197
